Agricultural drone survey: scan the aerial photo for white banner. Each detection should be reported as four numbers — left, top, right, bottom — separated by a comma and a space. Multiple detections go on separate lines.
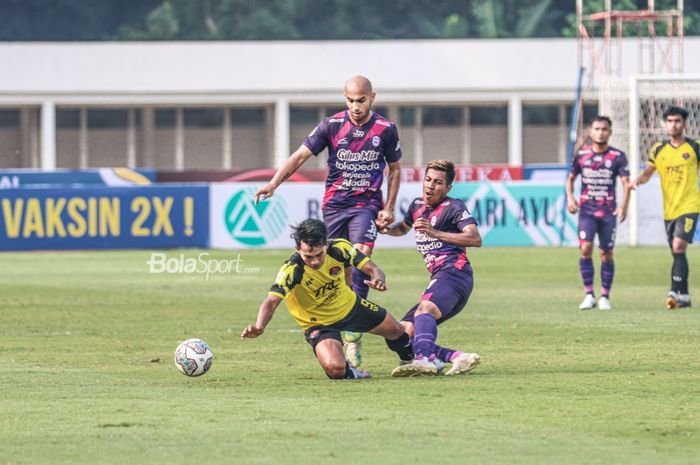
210, 181, 674, 250
617, 177, 667, 246
210, 183, 420, 249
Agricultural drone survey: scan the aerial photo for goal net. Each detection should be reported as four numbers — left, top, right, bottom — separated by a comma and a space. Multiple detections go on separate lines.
588, 75, 700, 245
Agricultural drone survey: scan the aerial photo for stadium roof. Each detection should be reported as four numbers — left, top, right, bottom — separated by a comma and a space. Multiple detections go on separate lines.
2, 38, 700, 105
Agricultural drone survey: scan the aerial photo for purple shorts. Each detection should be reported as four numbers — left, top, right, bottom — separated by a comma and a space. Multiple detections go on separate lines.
402, 270, 473, 325
578, 212, 617, 252
323, 207, 378, 247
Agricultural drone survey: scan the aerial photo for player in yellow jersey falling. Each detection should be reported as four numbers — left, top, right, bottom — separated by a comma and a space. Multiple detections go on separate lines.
630, 106, 700, 309
241, 219, 413, 379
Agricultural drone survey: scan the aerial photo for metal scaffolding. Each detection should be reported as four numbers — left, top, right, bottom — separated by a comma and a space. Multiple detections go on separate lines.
577, 0, 684, 86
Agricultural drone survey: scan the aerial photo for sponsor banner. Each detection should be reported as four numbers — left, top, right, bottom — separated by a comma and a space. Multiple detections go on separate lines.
210, 183, 325, 249
210, 182, 579, 249
160, 165, 523, 184
448, 183, 577, 246
523, 164, 568, 182
0, 168, 155, 189
0, 185, 208, 250
400, 165, 523, 182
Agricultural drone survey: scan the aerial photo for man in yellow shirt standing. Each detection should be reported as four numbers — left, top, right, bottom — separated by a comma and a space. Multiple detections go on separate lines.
631, 106, 700, 309
240, 219, 413, 379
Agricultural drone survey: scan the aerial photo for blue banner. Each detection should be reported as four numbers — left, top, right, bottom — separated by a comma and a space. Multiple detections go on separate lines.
449, 183, 578, 246
0, 185, 208, 250
0, 168, 156, 189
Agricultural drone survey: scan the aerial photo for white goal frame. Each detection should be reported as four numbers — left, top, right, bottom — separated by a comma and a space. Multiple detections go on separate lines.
625, 74, 700, 245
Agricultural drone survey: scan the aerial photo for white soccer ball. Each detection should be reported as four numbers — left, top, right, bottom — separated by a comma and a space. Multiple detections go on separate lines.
174, 338, 213, 377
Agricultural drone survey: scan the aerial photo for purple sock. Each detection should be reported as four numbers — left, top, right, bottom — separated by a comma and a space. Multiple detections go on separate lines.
601, 260, 614, 297
351, 268, 369, 299
413, 313, 437, 358
579, 257, 594, 294
434, 345, 460, 363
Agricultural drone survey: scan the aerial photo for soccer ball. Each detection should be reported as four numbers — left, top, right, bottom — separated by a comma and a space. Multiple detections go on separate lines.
174, 338, 213, 377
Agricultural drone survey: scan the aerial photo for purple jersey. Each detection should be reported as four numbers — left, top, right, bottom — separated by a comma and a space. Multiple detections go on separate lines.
404, 196, 478, 274
570, 145, 630, 216
303, 110, 401, 211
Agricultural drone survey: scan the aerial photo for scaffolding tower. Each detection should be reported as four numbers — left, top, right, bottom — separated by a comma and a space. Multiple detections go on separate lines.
577, 0, 684, 86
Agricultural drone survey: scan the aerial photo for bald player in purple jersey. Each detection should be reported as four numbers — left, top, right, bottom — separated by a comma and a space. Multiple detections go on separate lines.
380, 160, 482, 377
254, 76, 402, 367
566, 116, 630, 311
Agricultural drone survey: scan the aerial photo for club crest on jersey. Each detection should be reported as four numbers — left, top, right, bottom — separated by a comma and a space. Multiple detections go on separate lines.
605, 159, 612, 168
372, 136, 380, 147
329, 266, 341, 276
353, 129, 365, 138
430, 216, 437, 226
683, 152, 690, 160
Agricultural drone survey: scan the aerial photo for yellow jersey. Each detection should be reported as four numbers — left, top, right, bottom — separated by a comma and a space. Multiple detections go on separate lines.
648, 138, 700, 220
269, 238, 370, 329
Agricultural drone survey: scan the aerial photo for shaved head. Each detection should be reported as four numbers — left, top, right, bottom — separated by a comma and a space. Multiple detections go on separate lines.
345, 76, 373, 94
344, 76, 375, 125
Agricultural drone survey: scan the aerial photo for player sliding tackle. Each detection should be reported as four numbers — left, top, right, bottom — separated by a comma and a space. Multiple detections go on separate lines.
241, 219, 413, 379
379, 160, 481, 376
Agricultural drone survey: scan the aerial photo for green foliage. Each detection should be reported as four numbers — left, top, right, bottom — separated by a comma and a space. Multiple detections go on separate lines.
2, 0, 698, 40
1, 247, 699, 464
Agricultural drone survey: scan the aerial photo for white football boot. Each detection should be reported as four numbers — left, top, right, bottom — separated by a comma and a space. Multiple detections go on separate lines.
445, 352, 481, 376
391, 356, 438, 377
579, 293, 597, 310
598, 296, 612, 310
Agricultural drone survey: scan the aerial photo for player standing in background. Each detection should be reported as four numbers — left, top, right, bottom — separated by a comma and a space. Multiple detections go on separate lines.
240, 219, 413, 379
630, 106, 700, 309
566, 116, 630, 311
380, 160, 482, 376
254, 76, 402, 367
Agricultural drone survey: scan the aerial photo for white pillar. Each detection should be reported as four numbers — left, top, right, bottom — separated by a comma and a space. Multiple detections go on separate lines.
127, 109, 136, 168
414, 106, 424, 167
462, 106, 471, 165
508, 96, 523, 166
79, 108, 88, 168
274, 98, 290, 168
175, 107, 184, 170
222, 108, 232, 169
558, 104, 568, 164
40, 100, 56, 170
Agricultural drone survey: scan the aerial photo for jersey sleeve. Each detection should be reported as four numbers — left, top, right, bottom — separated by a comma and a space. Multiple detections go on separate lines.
648, 142, 663, 166
269, 260, 302, 300
384, 124, 402, 163
302, 119, 329, 156
403, 199, 418, 227
569, 154, 581, 175
618, 152, 630, 177
327, 239, 370, 269
451, 201, 478, 230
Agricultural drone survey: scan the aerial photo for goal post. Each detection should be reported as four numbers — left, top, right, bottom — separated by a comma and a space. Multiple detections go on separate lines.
607, 74, 700, 245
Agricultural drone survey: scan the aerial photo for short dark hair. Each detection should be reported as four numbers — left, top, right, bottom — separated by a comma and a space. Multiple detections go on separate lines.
291, 219, 328, 248
425, 159, 455, 185
590, 115, 612, 127
663, 105, 689, 121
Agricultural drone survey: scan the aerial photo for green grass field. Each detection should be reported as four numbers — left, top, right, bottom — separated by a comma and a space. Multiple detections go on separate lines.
1, 246, 699, 465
